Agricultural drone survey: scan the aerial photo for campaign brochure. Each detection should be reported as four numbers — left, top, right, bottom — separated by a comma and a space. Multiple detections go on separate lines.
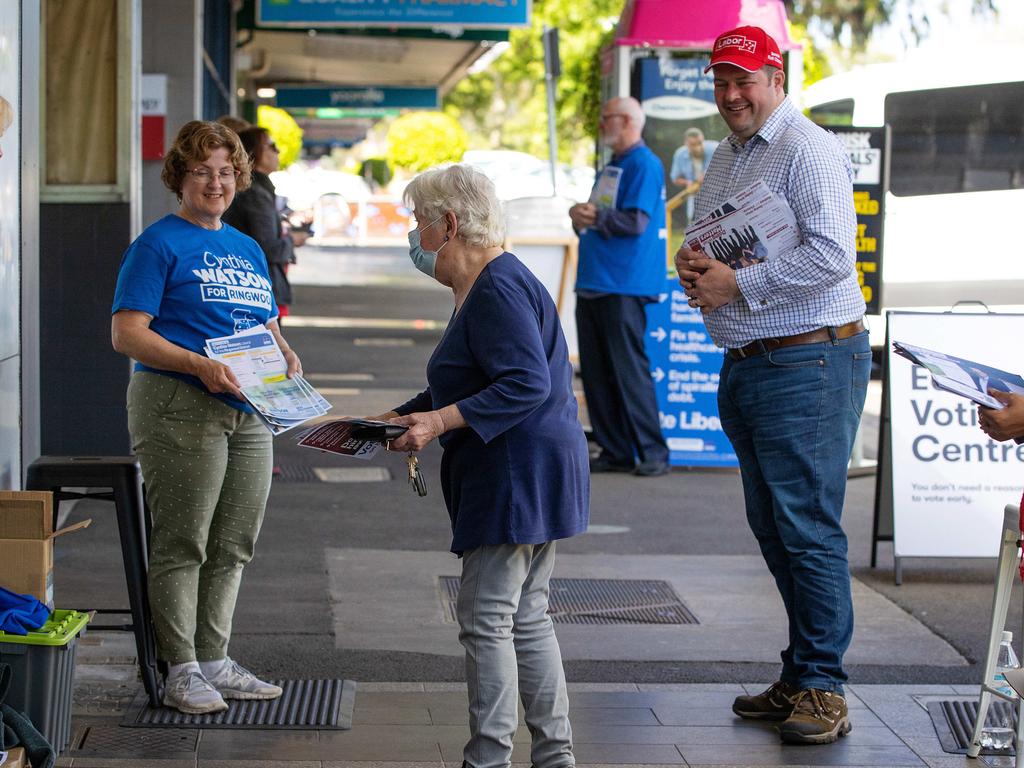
893, 340, 1024, 410
683, 180, 800, 269
296, 418, 408, 460
205, 324, 331, 434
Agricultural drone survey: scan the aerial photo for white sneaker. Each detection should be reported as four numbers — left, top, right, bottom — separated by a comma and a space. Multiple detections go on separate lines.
163, 671, 229, 714
206, 658, 283, 700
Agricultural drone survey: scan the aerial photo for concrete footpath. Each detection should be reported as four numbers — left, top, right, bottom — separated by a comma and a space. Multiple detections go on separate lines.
63, 636, 986, 767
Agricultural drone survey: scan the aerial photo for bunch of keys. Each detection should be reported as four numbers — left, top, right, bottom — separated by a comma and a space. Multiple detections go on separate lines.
406, 452, 427, 497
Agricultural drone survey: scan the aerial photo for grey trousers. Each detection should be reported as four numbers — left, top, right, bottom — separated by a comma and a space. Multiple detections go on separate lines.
127, 372, 273, 663
458, 542, 574, 768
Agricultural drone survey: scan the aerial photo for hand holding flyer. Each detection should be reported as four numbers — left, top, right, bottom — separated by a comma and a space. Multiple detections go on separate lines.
683, 180, 799, 270
205, 325, 331, 434
892, 340, 1024, 410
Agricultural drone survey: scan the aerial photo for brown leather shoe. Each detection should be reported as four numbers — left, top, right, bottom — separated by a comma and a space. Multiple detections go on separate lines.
732, 680, 801, 721
778, 688, 852, 744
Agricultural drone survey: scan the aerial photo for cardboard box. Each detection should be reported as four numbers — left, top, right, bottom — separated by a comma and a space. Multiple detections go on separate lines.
0, 491, 90, 609
0, 746, 26, 767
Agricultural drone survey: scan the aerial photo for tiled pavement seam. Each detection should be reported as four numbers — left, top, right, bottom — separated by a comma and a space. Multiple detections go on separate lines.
57, 680, 986, 767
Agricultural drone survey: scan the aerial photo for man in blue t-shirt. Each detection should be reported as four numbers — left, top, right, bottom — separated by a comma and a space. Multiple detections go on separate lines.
569, 96, 669, 477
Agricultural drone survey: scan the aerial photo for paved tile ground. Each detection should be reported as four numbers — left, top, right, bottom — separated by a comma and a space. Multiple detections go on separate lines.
57, 640, 991, 768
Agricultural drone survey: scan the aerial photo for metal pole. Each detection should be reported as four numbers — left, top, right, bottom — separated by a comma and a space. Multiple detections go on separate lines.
543, 25, 559, 197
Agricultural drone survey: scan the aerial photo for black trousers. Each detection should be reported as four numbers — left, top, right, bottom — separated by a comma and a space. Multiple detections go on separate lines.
575, 294, 668, 465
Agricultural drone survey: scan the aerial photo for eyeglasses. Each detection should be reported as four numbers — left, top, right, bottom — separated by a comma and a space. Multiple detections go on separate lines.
187, 167, 239, 183
599, 113, 629, 124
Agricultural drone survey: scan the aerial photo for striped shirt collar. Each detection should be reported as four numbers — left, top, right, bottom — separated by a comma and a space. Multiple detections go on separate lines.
726, 96, 797, 150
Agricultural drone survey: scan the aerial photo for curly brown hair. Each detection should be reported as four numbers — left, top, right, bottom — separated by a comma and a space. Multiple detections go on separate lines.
162, 120, 252, 200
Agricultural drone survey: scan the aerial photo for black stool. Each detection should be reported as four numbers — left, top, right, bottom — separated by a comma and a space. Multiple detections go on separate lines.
26, 456, 163, 706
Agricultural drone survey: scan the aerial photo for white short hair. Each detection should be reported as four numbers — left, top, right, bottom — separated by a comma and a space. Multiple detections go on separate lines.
403, 164, 506, 248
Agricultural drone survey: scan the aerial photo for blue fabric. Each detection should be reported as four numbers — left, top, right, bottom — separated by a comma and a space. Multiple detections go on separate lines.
669, 140, 720, 184
395, 253, 590, 553
576, 142, 667, 296
0, 587, 49, 635
717, 331, 871, 692
111, 214, 279, 412
575, 294, 667, 465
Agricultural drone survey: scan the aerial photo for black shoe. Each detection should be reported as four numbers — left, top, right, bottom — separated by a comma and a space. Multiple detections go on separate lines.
634, 459, 669, 476
589, 454, 634, 473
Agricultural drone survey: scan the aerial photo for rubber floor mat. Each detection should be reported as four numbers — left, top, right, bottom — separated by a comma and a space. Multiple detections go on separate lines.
122, 678, 355, 729
927, 699, 1016, 755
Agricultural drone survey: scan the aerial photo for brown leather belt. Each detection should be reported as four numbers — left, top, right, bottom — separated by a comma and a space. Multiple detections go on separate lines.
727, 320, 865, 361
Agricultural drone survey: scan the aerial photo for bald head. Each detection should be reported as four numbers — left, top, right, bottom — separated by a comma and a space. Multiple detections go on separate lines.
601, 96, 645, 153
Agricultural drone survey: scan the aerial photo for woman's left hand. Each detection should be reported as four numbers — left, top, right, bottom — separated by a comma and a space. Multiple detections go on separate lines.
283, 347, 302, 378
979, 390, 1024, 442
388, 411, 445, 452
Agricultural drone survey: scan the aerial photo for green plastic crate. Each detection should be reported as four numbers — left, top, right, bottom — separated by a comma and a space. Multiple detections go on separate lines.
0, 609, 90, 756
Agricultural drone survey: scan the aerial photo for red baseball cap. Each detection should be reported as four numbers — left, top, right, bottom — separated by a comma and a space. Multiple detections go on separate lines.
704, 26, 784, 74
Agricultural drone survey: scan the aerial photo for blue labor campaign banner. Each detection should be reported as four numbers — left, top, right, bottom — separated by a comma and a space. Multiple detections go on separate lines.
644, 294, 737, 468
276, 86, 439, 110
258, 0, 531, 28
636, 56, 736, 468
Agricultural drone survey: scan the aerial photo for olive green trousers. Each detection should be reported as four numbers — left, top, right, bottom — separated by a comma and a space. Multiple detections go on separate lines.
127, 372, 272, 664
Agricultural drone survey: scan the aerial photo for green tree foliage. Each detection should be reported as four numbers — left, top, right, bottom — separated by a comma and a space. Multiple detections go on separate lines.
257, 105, 303, 169
385, 111, 469, 172
444, 0, 997, 159
784, 0, 996, 47
444, 0, 622, 164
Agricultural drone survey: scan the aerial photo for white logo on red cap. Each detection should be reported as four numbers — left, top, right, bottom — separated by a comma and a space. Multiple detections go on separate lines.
716, 35, 757, 54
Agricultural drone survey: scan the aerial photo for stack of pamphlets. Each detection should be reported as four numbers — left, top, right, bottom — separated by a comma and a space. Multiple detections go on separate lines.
893, 340, 1024, 410
683, 180, 800, 269
205, 324, 331, 434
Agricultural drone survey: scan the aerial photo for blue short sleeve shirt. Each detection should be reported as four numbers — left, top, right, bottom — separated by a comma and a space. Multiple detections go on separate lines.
111, 214, 278, 410
576, 142, 667, 296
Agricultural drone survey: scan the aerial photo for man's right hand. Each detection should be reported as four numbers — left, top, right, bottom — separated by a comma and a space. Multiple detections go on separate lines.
569, 202, 598, 230
675, 244, 707, 289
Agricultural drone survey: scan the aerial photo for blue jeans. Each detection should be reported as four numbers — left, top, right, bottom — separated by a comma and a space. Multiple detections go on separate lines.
717, 331, 871, 693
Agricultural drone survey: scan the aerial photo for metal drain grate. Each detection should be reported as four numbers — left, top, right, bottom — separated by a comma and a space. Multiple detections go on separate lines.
439, 577, 698, 625
273, 463, 321, 483
927, 699, 1017, 755
122, 679, 356, 729
72, 726, 198, 757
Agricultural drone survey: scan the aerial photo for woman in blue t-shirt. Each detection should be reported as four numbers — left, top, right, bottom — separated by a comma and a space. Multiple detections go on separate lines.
375, 164, 589, 768
111, 121, 302, 715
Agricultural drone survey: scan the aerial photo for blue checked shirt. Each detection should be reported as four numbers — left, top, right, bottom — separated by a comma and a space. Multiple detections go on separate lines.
693, 97, 865, 348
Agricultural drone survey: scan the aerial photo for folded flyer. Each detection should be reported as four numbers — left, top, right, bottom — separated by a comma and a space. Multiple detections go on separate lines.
893, 340, 1024, 410
683, 180, 800, 269
296, 418, 407, 460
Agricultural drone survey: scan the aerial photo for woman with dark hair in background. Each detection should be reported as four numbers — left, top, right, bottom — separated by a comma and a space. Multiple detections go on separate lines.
224, 126, 307, 320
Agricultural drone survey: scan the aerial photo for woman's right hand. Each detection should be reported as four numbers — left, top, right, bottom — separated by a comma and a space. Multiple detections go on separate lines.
192, 356, 243, 398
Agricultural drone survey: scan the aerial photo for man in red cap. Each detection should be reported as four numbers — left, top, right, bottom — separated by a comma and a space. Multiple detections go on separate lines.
676, 25, 868, 745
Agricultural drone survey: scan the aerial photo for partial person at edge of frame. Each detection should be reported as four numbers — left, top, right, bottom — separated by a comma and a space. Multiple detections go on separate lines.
372, 163, 589, 768
111, 120, 301, 715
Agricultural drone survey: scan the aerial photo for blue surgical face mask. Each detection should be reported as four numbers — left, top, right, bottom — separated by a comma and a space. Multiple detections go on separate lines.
408, 216, 448, 278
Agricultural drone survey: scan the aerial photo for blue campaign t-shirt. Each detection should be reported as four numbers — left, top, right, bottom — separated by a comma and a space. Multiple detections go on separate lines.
111, 214, 278, 411
576, 142, 667, 296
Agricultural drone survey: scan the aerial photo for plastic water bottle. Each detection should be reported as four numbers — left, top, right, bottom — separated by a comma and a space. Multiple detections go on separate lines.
981, 631, 1019, 750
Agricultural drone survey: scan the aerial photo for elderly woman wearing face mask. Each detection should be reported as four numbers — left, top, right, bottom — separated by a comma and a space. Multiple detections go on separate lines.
111, 120, 301, 715
374, 164, 589, 768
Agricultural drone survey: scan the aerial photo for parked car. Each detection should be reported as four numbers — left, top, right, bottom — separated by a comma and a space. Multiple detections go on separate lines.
462, 150, 594, 202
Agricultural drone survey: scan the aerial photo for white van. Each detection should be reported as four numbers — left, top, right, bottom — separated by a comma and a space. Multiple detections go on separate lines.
803, 57, 1024, 347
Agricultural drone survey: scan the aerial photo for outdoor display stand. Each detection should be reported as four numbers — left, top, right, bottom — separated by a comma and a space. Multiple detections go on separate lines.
601, 0, 800, 468
967, 504, 1024, 763
872, 311, 1024, 583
